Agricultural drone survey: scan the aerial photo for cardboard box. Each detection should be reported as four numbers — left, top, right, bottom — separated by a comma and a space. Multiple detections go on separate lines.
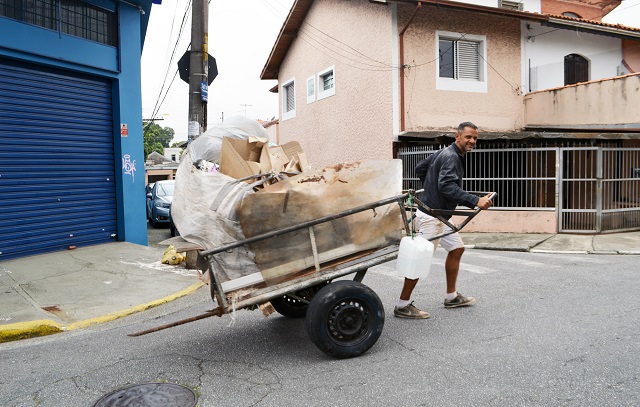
219, 137, 266, 181
259, 141, 305, 174
219, 137, 308, 187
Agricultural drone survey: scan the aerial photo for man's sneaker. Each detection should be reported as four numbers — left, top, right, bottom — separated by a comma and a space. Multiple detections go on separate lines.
394, 301, 430, 319
444, 293, 476, 308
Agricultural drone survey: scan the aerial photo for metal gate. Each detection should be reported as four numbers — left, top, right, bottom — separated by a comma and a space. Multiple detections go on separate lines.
399, 144, 640, 233
0, 58, 117, 260
559, 147, 640, 233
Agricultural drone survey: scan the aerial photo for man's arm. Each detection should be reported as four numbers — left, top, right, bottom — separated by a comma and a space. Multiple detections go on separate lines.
438, 156, 479, 208
415, 157, 430, 185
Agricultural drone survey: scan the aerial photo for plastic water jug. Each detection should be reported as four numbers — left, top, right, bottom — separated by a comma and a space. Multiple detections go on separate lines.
396, 236, 434, 280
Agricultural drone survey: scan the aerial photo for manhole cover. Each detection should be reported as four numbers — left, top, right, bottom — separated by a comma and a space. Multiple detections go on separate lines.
94, 382, 197, 407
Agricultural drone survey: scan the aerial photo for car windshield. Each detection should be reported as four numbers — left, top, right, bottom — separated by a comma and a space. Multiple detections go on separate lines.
157, 182, 175, 197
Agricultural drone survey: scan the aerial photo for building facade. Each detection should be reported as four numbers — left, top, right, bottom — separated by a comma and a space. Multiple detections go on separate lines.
0, 0, 154, 260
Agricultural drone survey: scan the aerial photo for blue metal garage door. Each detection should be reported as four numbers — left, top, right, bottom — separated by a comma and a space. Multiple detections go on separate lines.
0, 58, 117, 260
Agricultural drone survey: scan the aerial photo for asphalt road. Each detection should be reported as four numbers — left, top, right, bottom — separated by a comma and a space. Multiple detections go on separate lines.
147, 220, 173, 249
1, 241, 639, 406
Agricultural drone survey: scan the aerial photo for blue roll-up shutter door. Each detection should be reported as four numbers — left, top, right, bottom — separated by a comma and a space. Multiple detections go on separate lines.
0, 58, 117, 260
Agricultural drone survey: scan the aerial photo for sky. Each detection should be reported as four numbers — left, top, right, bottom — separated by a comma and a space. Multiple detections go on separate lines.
140, 0, 640, 144
141, 0, 295, 143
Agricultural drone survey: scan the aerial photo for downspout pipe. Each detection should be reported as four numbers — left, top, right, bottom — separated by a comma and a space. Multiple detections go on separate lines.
399, 2, 421, 132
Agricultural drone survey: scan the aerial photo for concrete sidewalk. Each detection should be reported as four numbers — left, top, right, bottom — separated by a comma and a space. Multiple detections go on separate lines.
0, 242, 203, 343
1, 232, 639, 343
462, 230, 640, 255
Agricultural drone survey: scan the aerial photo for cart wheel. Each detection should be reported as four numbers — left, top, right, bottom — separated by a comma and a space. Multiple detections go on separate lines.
270, 282, 329, 318
305, 280, 384, 359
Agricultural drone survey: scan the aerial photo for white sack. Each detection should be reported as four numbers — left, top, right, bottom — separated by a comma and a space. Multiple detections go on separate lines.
171, 152, 261, 281
187, 115, 269, 164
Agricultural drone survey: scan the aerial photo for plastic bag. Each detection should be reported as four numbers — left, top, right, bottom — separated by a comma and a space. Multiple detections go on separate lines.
187, 115, 269, 164
162, 245, 186, 265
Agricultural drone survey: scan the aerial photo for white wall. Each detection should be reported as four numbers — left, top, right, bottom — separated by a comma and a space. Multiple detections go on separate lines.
523, 22, 622, 92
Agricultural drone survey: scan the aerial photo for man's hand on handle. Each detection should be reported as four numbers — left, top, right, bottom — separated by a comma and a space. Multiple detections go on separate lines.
477, 193, 493, 210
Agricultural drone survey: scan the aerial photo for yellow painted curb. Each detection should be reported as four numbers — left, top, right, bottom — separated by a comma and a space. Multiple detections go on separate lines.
0, 282, 205, 343
67, 282, 205, 330
0, 320, 63, 343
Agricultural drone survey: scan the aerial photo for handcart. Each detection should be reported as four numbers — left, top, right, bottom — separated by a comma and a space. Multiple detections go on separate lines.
130, 190, 496, 359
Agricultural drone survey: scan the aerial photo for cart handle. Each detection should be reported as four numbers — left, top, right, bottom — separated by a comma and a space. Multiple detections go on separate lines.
411, 191, 497, 241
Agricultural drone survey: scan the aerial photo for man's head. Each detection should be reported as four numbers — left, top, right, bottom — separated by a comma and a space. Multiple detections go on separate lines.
455, 122, 478, 155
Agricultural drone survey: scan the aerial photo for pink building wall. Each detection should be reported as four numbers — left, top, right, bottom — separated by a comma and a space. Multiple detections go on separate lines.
400, 7, 524, 132
277, 0, 395, 169
453, 210, 558, 233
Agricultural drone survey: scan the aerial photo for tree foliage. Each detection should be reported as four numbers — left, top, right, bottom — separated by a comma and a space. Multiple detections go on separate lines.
143, 122, 175, 159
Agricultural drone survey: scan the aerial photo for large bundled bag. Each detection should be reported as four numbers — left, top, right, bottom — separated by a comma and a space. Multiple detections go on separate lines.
171, 116, 269, 282
171, 152, 261, 282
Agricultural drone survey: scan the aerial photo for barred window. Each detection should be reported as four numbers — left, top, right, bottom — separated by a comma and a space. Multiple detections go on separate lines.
317, 66, 335, 100
0, 0, 117, 46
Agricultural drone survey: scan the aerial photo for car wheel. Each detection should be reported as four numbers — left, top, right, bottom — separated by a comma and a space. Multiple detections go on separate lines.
305, 280, 385, 359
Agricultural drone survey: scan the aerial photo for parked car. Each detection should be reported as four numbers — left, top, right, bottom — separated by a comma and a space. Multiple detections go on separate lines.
146, 180, 175, 228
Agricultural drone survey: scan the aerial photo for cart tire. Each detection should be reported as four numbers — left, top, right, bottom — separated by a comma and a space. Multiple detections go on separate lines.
270, 296, 308, 318
270, 282, 329, 318
305, 280, 384, 359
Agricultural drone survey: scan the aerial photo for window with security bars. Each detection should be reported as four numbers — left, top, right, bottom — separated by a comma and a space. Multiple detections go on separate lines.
439, 39, 480, 80
564, 53, 589, 86
321, 71, 333, 91
317, 66, 335, 100
0, 0, 116, 46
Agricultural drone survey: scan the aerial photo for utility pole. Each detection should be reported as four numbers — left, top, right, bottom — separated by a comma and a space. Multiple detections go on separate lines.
188, 0, 208, 141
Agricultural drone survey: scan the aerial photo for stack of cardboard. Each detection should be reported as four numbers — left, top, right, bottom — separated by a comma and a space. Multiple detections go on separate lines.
218, 137, 310, 188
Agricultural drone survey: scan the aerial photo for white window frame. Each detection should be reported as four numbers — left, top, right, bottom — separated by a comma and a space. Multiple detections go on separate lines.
282, 77, 296, 121
436, 31, 487, 93
307, 75, 316, 104
317, 66, 336, 100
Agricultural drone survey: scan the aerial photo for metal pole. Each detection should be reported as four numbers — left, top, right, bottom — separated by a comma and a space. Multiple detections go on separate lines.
188, 0, 208, 141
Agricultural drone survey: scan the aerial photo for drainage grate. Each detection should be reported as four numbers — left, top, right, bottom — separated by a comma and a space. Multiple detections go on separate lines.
94, 382, 197, 407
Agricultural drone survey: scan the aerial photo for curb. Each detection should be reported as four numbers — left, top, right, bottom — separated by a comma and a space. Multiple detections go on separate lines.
0, 282, 205, 344
0, 320, 64, 343
530, 249, 589, 254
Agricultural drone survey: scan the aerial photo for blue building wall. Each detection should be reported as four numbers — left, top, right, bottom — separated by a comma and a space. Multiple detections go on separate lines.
0, 0, 153, 247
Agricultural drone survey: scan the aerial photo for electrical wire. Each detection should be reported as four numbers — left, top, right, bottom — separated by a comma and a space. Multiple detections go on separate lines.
263, 0, 401, 72
148, 0, 193, 125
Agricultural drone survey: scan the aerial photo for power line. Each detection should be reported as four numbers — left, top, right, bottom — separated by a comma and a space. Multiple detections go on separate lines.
607, 0, 640, 14
263, 0, 399, 72
149, 0, 193, 123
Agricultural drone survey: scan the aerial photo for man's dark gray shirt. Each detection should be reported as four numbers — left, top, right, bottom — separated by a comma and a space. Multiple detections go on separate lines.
415, 143, 479, 219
